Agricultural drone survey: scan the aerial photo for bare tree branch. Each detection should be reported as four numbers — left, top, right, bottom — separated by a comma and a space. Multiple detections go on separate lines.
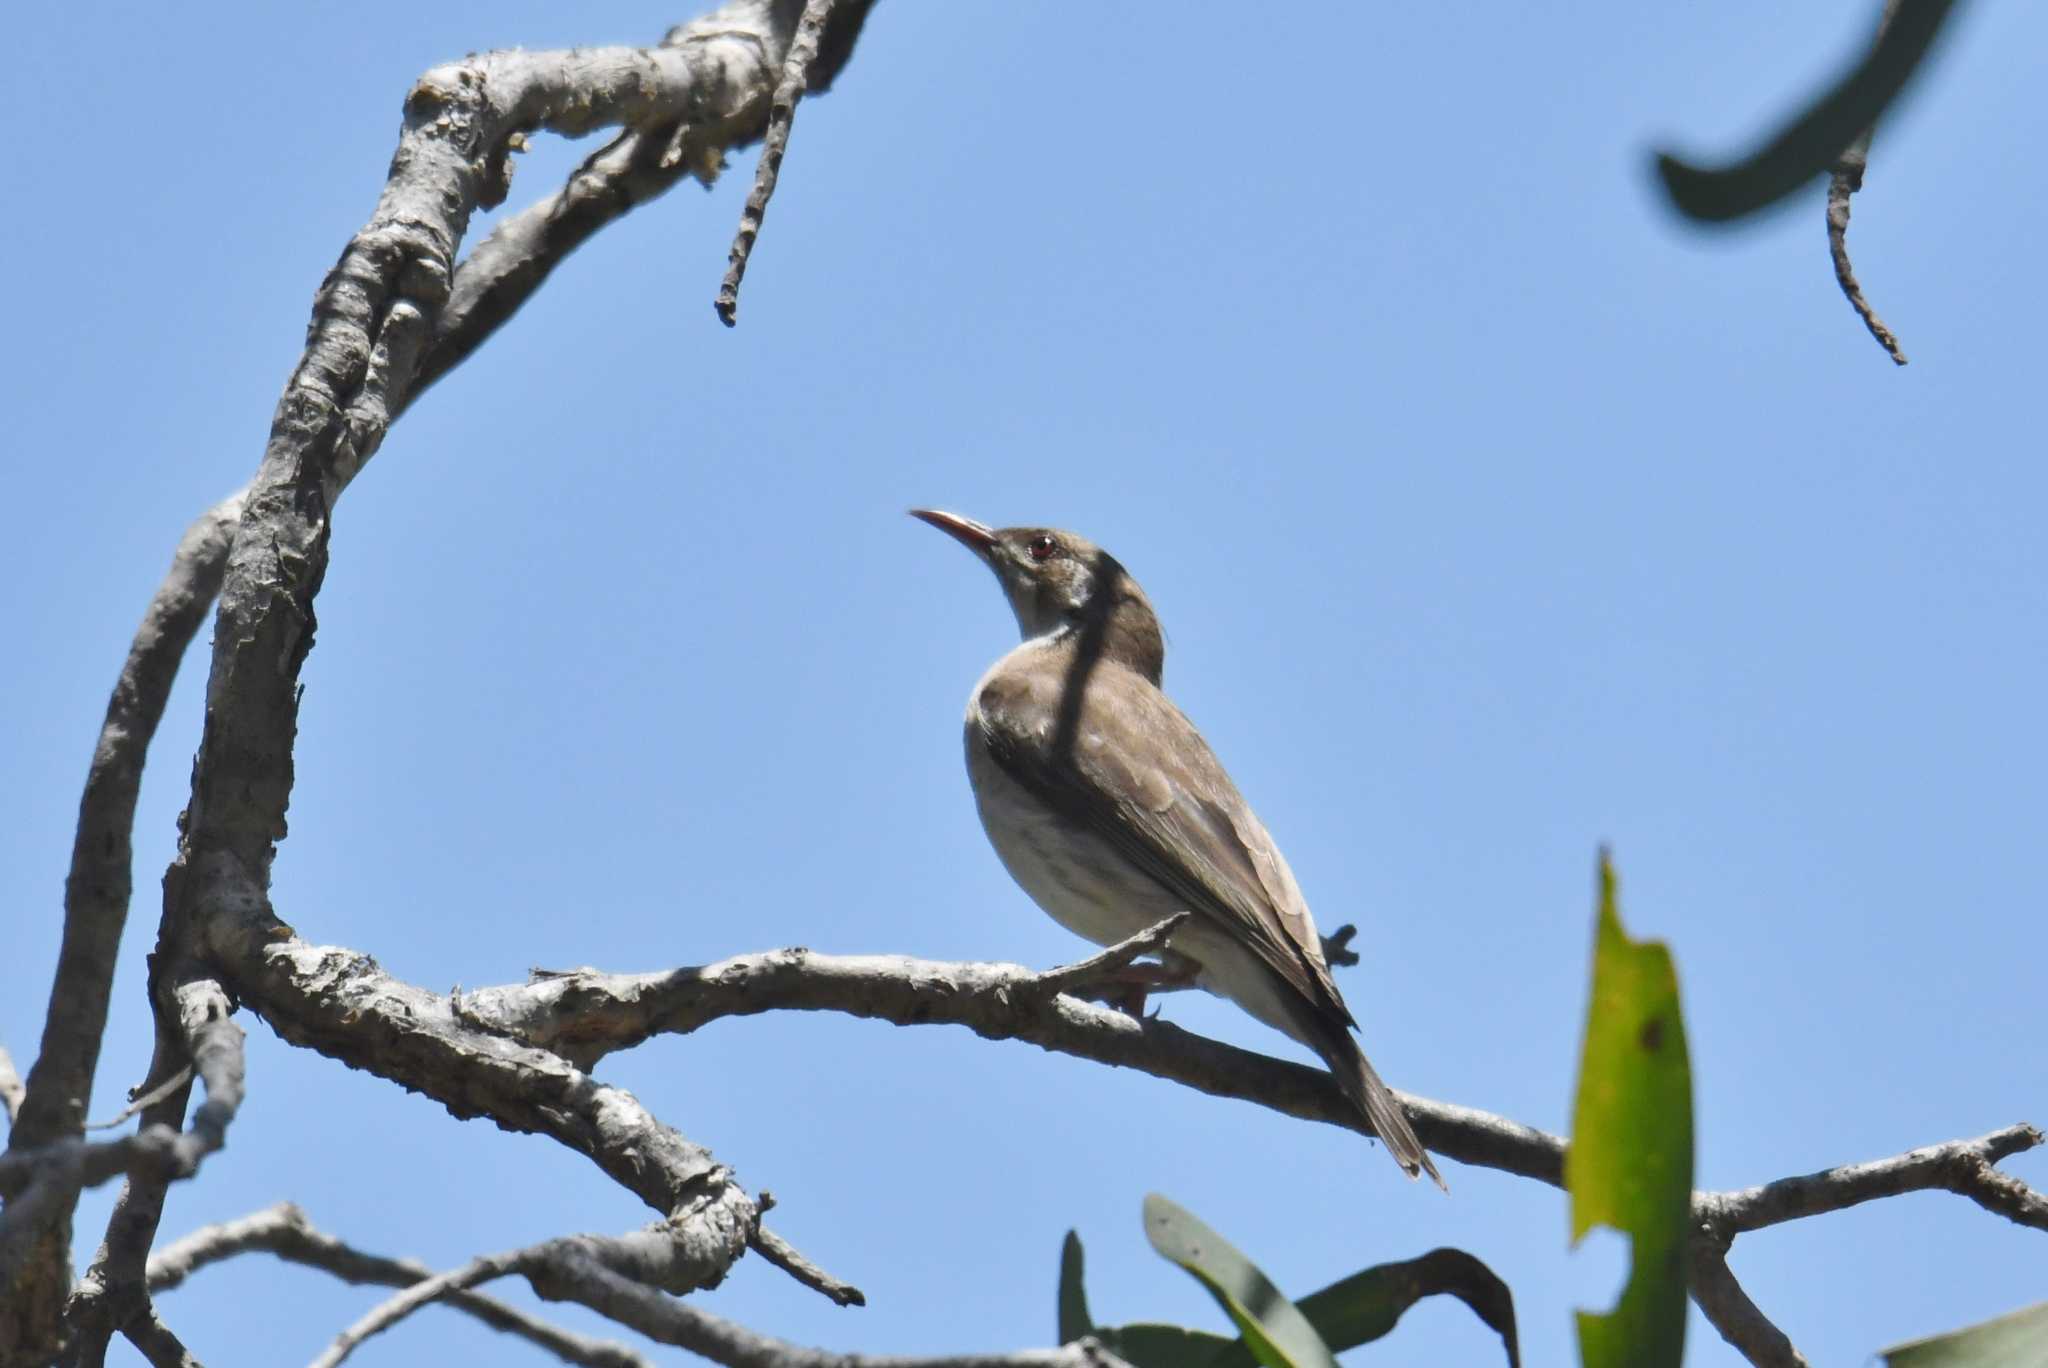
458, 939, 1564, 1181
1687, 1246, 1808, 1368
122, 1304, 204, 1368
87, 1067, 193, 1132
748, 1194, 865, 1308
307, 1220, 822, 1368
1701, 1122, 2048, 1237
0, 993, 240, 1281
0, 1125, 209, 1227
1, 489, 245, 1361
147, 1201, 649, 1368
522, 1250, 1133, 1368
59, 984, 246, 1364
716, 0, 836, 325
315, 1233, 1130, 1368
1828, 0, 1910, 365
457, 938, 2043, 1368
15, 11, 860, 1364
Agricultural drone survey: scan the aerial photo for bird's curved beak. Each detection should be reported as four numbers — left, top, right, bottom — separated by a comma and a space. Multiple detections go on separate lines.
909, 508, 997, 561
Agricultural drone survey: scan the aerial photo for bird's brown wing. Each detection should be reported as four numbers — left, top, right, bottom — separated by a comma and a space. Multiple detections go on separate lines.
974, 659, 1353, 1030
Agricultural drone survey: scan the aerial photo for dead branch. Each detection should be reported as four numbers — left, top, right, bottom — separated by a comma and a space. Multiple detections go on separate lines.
148, 1202, 648, 1368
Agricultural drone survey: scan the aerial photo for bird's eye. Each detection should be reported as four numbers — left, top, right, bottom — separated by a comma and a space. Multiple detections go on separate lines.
1027, 534, 1058, 561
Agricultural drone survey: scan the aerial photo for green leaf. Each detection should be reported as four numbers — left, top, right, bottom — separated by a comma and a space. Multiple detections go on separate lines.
1095, 1323, 1242, 1368
1567, 851, 1694, 1368
1141, 1193, 1339, 1368
1296, 1249, 1519, 1366
1057, 1230, 1094, 1343
1188, 1247, 1522, 1368
1880, 1301, 2048, 1366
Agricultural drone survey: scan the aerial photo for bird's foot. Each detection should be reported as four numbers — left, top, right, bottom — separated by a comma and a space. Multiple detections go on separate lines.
1092, 960, 1199, 1018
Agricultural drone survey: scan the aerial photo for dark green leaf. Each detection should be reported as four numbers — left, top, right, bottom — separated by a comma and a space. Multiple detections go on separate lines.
1095, 1323, 1242, 1368
1058, 1230, 1094, 1343
1300, 1249, 1518, 1366
1654, 0, 1958, 223
1191, 1247, 1521, 1368
1141, 1193, 1338, 1368
1567, 851, 1693, 1368
1881, 1301, 2048, 1366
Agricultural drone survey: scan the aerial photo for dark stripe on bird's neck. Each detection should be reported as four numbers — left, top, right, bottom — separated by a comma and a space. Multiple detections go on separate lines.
1052, 588, 1165, 688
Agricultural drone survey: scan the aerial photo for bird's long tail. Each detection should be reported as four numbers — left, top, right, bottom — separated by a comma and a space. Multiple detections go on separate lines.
1319, 1029, 1446, 1191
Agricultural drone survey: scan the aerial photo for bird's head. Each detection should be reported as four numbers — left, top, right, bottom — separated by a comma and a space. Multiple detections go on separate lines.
911, 509, 1165, 683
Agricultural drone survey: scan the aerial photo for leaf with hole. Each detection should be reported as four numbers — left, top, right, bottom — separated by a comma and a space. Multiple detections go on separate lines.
1567, 851, 1693, 1368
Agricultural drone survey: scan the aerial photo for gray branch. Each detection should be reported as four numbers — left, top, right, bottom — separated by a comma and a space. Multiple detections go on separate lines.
57, 984, 246, 1365
6, 9, 857, 1366
715, 0, 836, 325
1687, 1247, 1807, 1368
1827, 0, 1909, 365
309, 1222, 849, 1368
459, 939, 2044, 1368
0, 490, 244, 1360
1, 990, 241, 1280
314, 1232, 1129, 1368
148, 1202, 648, 1367
1700, 1122, 2048, 1237
122, 1305, 204, 1368
748, 1195, 866, 1308
459, 935, 1566, 1181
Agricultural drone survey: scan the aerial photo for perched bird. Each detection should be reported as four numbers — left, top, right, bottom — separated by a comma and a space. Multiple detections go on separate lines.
912, 509, 1441, 1186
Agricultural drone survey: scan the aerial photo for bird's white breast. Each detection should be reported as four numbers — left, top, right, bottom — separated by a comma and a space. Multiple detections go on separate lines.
961, 648, 1179, 949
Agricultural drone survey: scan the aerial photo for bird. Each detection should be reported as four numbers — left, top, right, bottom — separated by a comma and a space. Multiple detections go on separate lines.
911, 509, 1441, 1187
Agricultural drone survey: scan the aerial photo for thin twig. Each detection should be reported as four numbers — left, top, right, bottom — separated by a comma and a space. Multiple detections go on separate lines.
0, 1124, 205, 1213
60, 983, 246, 1362
311, 1251, 513, 1368
122, 1304, 205, 1368
1032, 914, 1191, 997
1687, 1245, 1809, 1368
322, 1238, 1132, 1368
534, 1247, 1134, 1368
1827, 0, 1909, 364
88, 1066, 193, 1132
748, 1220, 865, 1308
715, 0, 837, 325
148, 1202, 649, 1368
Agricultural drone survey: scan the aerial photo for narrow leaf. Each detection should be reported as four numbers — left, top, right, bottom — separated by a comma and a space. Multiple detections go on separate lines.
1300, 1249, 1519, 1366
1142, 1193, 1338, 1368
1057, 1230, 1094, 1343
1881, 1300, 2048, 1367
1567, 851, 1693, 1368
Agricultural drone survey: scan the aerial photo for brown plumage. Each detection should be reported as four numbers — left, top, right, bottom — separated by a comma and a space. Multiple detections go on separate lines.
913, 509, 1442, 1187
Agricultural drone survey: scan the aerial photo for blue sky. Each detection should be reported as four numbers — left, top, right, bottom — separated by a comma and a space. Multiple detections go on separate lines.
4, 3, 2043, 1365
